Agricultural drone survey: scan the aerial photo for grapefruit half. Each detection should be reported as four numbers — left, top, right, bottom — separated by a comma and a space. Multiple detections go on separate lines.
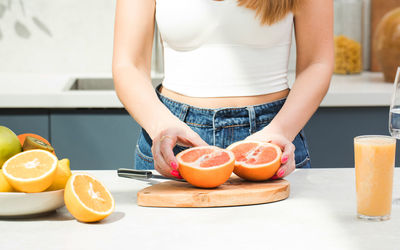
176, 146, 235, 188
227, 140, 282, 181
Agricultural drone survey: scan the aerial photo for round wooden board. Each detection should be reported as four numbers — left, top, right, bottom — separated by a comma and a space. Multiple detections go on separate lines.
137, 176, 290, 207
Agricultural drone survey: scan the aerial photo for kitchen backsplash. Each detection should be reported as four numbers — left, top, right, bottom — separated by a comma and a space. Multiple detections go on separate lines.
0, 0, 370, 75
0, 0, 114, 74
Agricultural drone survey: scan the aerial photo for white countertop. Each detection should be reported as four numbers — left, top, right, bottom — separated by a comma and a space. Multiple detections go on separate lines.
0, 71, 394, 108
1, 169, 399, 250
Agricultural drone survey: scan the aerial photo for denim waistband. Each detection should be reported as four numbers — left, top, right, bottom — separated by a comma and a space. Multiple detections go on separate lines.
156, 85, 286, 128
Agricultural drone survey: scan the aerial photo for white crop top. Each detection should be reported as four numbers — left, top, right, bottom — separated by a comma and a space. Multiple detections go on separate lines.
155, 0, 294, 97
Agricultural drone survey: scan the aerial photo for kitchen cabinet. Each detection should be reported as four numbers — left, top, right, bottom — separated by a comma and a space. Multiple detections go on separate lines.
304, 106, 396, 168
50, 110, 141, 170
0, 106, 398, 170
0, 109, 49, 139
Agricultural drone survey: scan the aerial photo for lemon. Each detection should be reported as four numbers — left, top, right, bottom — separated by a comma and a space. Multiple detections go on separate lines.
0, 169, 15, 192
47, 158, 72, 191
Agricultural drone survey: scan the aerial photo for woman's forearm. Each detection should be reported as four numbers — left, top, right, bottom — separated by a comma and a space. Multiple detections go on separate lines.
263, 62, 333, 141
113, 65, 179, 139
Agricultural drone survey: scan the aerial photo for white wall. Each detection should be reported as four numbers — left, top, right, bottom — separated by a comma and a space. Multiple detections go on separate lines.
0, 0, 115, 74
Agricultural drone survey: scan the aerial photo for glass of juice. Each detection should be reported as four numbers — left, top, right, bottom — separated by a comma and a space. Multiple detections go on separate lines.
354, 135, 396, 221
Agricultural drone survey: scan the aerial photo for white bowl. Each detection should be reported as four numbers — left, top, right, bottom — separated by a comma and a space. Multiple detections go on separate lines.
0, 189, 65, 217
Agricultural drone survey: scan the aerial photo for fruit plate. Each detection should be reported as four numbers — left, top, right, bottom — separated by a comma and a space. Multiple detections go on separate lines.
0, 189, 65, 218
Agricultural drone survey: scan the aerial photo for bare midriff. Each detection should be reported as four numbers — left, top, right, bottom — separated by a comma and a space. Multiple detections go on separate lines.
159, 86, 290, 108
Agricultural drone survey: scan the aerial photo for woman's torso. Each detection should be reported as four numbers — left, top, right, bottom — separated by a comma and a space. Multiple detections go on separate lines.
155, 0, 294, 108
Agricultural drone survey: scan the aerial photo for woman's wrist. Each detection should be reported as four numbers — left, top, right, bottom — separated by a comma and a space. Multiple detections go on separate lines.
260, 123, 295, 141
146, 112, 182, 140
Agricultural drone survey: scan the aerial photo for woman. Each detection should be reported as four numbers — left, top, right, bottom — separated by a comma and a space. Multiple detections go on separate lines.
112, 0, 333, 179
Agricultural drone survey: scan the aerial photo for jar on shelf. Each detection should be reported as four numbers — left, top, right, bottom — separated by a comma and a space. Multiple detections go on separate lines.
333, 0, 364, 74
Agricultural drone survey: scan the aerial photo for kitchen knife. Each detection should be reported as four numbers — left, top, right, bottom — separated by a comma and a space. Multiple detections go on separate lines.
117, 168, 186, 182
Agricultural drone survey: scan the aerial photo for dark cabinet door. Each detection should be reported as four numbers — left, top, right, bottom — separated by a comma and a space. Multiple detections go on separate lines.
50, 110, 141, 170
304, 107, 394, 168
0, 109, 50, 140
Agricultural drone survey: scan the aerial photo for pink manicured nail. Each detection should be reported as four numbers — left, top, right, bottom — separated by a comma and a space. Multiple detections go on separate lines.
170, 161, 178, 170
281, 156, 288, 164
170, 170, 183, 179
277, 169, 285, 177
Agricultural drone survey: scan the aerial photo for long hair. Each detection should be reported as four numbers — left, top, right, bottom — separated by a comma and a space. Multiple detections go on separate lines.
215, 0, 299, 25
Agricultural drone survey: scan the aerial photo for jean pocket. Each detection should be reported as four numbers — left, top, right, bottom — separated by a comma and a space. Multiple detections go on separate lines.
293, 130, 311, 168
134, 131, 154, 170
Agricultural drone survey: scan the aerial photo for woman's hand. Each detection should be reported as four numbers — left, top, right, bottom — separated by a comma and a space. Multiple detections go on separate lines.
245, 130, 296, 179
151, 121, 208, 179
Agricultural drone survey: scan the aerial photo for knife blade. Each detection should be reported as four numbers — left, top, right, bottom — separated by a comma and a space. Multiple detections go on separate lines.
117, 168, 186, 182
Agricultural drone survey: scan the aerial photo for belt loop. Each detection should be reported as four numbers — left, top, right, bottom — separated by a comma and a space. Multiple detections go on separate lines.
179, 104, 189, 122
212, 109, 220, 146
247, 106, 256, 135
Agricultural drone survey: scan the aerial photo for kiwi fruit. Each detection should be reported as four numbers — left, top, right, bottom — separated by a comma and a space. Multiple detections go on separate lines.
23, 136, 54, 153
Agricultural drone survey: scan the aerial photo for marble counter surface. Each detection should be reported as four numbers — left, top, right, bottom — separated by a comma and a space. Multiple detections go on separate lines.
1, 168, 399, 250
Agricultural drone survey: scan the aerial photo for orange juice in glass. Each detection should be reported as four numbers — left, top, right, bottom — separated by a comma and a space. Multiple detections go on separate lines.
354, 135, 396, 221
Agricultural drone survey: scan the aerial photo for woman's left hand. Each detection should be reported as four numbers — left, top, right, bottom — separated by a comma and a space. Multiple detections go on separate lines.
245, 131, 296, 179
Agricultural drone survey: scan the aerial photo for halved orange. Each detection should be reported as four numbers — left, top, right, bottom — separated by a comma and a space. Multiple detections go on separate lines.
64, 173, 114, 222
2, 149, 58, 192
176, 146, 235, 188
227, 140, 282, 181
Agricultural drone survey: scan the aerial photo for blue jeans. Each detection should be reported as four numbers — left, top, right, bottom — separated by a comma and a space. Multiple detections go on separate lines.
135, 86, 311, 170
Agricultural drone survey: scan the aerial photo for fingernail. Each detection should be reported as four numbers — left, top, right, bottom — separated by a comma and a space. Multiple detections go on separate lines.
170, 170, 183, 179
277, 169, 285, 177
281, 156, 288, 164
170, 161, 178, 170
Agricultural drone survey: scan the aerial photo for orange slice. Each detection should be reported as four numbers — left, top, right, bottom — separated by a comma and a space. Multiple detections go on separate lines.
227, 140, 282, 181
2, 149, 58, 192
64, 173, 114, 222
176, 146, 235, 188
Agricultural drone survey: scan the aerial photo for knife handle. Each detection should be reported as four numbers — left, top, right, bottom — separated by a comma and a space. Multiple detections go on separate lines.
117, 168, 153, 179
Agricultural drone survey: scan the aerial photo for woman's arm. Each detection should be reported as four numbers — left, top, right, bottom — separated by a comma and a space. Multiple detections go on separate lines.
247, 0, 334, 177
112, 0, 206, 178
264, 0, 334, 140
113, 0, 170, 138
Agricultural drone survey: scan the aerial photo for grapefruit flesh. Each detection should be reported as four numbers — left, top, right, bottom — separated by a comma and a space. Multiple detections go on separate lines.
227, 141, 282, 181
177, 146, 235, 188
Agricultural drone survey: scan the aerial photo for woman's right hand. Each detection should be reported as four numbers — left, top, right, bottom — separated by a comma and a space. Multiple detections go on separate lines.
151, 121, 208, 179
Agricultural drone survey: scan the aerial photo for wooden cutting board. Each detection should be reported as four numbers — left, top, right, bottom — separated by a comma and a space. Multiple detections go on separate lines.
137, 176, 289, 207
370, 0, 400, 71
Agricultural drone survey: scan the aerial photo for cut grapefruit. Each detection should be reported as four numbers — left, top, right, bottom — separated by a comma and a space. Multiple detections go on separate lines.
2, 149, 58, 192
176, 146, 235, 188
227, 140, 282, 181
64, 173, 114, 222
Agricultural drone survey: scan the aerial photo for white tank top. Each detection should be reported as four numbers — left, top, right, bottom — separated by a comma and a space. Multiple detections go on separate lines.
156, 0, 293, 97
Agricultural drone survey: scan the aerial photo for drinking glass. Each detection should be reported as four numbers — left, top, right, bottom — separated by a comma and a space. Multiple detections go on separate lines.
354, 135, 396, 221
388, 66, 400, 205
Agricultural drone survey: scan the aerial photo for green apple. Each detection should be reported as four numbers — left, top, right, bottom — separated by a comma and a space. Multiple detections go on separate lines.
0, 126, 22, 168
